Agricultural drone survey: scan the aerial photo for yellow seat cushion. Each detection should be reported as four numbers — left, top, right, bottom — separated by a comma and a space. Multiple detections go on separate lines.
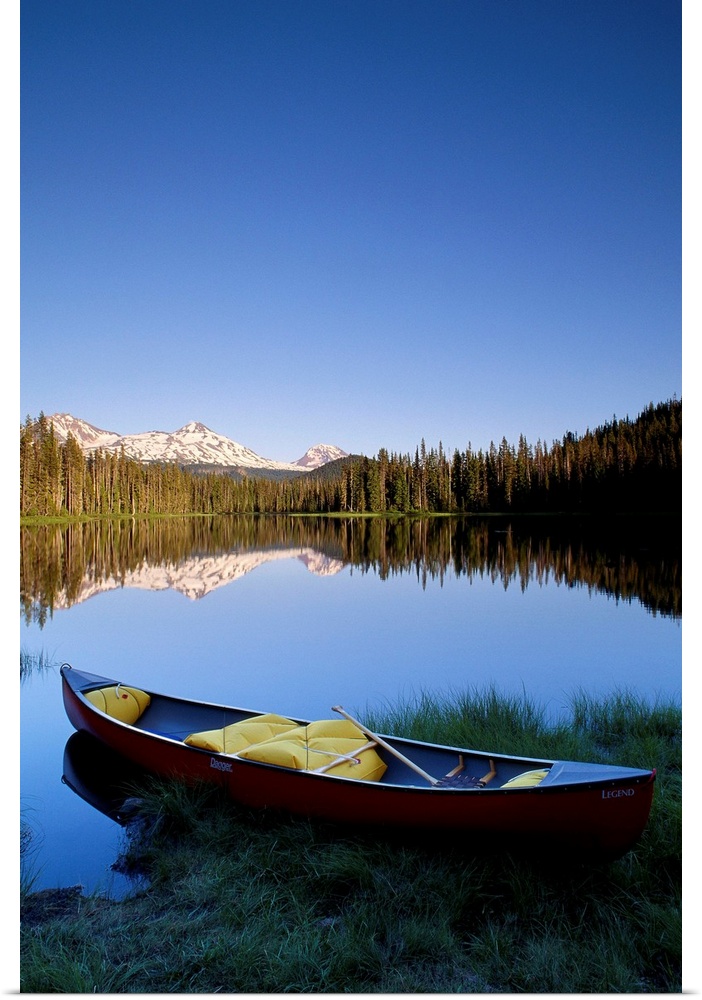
500, 768, 549, 789
86, 685, 151, 724
185, 714, 387, 782
296, 719, 367, 741
184, 713, 297, 754
238, 720, 387, 782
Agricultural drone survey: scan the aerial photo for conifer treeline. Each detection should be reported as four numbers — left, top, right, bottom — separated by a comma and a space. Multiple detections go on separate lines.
20, 400, 681, 519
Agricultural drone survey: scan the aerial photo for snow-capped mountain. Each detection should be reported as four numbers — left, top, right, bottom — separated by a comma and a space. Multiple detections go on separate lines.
44, 414, 348, 471
293, 443, 348, 468
108, 421, 304, 470
44, 413, 123, 452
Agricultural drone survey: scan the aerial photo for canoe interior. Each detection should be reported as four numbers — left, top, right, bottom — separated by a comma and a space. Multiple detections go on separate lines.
62, 667, 652, 790
133, 689, 562, 786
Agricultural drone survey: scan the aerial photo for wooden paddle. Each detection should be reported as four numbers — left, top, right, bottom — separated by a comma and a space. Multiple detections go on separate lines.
332, 705, 439, 786
312, 740, 378, 774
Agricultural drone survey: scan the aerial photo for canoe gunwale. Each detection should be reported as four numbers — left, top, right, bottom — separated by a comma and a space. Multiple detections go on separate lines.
60, 664, 655, 795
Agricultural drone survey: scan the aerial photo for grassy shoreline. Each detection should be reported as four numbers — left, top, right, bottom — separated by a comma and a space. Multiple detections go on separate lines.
20, 508, 681, 525
20, 688, 681, 993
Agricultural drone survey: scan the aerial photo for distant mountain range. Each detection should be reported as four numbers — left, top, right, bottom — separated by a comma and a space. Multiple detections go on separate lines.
45, 413, 348, 472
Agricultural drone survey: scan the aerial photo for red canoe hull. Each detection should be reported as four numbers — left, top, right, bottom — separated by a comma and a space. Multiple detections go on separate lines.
61, 667, 656, 860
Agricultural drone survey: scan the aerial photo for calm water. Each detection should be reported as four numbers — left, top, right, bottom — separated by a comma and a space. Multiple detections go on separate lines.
20, 514, 681, 895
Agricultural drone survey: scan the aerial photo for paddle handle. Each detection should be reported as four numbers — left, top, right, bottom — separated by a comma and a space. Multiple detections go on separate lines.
332, 706, 439, 786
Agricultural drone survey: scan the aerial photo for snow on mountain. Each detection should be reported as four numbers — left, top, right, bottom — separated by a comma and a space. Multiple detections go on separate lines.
44, 414, 347, 471
113, 421, 303, 470
44, 413, 122, 451
294, 443, 349, 469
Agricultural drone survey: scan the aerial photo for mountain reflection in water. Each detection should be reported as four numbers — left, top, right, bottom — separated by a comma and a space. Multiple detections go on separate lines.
21, 514, 680, 626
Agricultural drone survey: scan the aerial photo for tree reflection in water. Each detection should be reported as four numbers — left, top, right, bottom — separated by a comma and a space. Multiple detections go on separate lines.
20, 513, 680, 629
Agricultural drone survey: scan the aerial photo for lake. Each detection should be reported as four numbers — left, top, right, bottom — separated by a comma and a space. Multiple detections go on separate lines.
20, 514, 681, 896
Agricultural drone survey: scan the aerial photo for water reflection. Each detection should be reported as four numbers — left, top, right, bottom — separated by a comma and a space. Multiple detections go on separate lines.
22, 514, 680, 894
62, 732, 149, 827
21, 513, 680, 627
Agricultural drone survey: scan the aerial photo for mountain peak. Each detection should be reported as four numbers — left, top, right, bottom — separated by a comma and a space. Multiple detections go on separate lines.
295, 443, 349, 469
179, 421, 211, 434
43, 414, 348, 472
43, 413, 122, 450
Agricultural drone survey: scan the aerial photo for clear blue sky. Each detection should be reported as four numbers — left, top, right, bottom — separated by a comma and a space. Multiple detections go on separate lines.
20, 0, 682, 462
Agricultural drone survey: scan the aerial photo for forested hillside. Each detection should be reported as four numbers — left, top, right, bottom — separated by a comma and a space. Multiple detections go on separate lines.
20, 400, 681, 519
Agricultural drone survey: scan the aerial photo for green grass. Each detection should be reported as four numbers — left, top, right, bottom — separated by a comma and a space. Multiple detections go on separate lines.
20, 688, 682, 993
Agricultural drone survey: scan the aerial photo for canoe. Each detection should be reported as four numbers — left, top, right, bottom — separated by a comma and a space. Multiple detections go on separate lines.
60, 664, 656, 859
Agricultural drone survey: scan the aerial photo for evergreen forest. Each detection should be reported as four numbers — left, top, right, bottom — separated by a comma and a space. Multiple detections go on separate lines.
20, 399, 681, 519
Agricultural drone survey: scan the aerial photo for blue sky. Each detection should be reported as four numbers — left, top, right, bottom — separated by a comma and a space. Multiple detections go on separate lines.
19, 0, 682, 462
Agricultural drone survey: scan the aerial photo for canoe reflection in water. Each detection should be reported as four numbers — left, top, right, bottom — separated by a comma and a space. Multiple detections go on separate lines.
62, 731, 151, 826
